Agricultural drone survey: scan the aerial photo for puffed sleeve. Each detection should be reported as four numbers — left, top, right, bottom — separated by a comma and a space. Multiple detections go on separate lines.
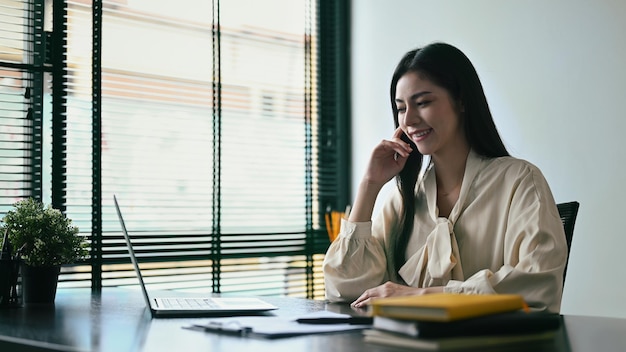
322, 219, 387, 302
323, 189, 405, 302
444, 164, 567, 313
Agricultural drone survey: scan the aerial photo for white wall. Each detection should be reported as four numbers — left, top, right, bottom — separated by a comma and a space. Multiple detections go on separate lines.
351, 0, 626, 319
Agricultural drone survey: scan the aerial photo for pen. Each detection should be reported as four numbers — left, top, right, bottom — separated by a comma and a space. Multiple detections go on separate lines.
193, 321, 252, 336
295, 317, 373, 325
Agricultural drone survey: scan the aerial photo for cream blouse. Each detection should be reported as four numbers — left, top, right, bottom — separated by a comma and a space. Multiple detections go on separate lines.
323, 150, 567, 313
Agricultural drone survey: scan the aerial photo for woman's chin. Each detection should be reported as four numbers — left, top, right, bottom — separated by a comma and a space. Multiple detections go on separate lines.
414, 144, 434, 156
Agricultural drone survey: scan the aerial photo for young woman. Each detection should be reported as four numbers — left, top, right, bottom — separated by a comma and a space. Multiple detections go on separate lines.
323, 42, 567, 313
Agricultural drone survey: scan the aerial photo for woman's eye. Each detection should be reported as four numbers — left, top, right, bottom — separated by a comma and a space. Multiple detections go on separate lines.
397, 107, 406, 113
417, 100, 431, 107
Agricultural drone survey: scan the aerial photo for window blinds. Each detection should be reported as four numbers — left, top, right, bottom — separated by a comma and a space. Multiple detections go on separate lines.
0, 0, 45, 211
73, 0, 325, 297
1, 0, 348, 300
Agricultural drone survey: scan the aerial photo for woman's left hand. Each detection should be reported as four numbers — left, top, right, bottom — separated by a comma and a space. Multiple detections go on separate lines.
351, 281, 443, 308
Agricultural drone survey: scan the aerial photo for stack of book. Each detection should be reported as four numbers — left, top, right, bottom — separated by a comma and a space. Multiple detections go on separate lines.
363, 293, 562, 350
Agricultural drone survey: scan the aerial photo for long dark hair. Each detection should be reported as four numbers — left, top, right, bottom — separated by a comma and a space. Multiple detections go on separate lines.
389, 42, 510, 275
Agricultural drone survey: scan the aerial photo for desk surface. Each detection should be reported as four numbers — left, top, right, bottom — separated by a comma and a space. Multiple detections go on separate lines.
0, 288, 625, 352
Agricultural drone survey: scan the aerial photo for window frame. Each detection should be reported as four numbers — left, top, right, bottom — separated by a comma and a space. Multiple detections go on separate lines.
0, 0, 350, 299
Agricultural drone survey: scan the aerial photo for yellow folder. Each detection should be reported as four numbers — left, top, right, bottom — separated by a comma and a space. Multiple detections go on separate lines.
369, 293, 527, 322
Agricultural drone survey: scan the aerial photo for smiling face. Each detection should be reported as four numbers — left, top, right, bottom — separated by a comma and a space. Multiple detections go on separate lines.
395, 71, 468, 159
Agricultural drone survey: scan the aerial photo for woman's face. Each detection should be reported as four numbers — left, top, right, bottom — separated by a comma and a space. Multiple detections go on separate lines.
395, 71, 466, 158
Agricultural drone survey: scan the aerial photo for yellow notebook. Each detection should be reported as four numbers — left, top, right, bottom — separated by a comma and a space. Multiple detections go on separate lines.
369, 293, 527, 322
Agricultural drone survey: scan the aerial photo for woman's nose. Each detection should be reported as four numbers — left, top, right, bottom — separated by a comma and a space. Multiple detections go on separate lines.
403, 105, 421, 126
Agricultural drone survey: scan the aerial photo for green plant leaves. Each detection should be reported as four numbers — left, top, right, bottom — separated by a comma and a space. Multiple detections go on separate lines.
0, 198, 87, 266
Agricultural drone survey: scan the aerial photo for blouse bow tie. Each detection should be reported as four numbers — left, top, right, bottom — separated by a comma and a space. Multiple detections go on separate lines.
398, 217, 464, 287
397, 151, 484, 288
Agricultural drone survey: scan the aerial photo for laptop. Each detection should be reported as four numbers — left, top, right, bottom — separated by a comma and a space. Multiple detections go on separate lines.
113, 195, 278, 317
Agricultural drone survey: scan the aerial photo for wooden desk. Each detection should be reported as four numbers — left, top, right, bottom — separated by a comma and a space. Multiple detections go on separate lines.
0, 288, 625, 351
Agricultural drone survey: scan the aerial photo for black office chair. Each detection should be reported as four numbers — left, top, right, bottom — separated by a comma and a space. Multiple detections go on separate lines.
556, 201, 580, 285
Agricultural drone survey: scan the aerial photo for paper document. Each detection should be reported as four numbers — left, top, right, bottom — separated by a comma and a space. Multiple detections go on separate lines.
184, 311, 371, 338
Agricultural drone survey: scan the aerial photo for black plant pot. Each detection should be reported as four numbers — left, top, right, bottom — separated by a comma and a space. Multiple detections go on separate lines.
21, 264, 61, 305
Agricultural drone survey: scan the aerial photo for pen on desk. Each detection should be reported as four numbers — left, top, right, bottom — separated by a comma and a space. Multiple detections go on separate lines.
295, 317, 373, 325
193, 321, 252, 336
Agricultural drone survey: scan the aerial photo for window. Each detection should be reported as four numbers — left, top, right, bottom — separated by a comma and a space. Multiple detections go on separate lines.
0, 0, 350, 299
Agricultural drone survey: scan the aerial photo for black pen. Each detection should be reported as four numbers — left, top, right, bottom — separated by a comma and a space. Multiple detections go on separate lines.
295, 317, 372, 325
192, 322, 252, 336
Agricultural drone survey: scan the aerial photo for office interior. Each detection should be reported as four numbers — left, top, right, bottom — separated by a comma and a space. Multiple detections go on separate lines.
1, 0, 624, 322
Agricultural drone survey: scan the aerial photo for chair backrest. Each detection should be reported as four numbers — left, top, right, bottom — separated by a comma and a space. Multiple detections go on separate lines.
556, 201, 580, 285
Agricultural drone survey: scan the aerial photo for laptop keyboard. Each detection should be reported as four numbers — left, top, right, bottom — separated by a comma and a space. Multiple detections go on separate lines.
160, 298, 220, 309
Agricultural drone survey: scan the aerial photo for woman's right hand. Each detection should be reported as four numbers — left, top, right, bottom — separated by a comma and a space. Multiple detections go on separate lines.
363, 127, 413, 186
348, 127, 413, 222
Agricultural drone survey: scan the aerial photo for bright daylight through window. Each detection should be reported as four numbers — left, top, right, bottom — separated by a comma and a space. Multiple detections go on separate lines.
0, 0, 339, 299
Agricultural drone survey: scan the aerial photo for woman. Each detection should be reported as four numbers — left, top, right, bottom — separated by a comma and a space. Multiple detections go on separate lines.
322, 42, 567, 313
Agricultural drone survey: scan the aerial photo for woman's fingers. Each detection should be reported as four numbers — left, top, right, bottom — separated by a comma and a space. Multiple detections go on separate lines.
363, 129, 414, 185
373, 128, 412, 160
351, 290, 372, 308
350, 282, 432, 308
390, 127, 413, 157
350, 282, 395, 308
392, 126, 405, 140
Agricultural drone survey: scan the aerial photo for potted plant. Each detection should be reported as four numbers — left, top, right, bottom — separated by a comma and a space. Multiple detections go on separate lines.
0, 198, 87, 304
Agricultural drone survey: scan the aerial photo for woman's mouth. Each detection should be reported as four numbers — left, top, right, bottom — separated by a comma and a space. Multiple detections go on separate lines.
410, 128, 433, 142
